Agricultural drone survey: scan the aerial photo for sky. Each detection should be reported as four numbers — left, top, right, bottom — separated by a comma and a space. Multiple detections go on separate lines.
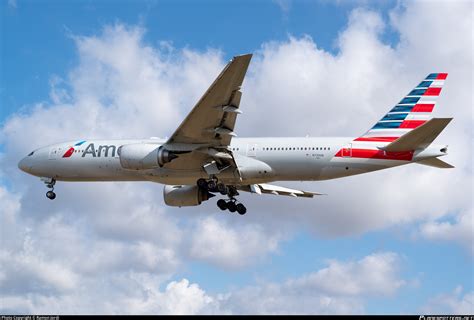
0, 0, 473, 315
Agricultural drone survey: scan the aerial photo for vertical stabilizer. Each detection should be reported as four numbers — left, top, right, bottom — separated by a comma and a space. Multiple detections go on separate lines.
356, 73, 448, 143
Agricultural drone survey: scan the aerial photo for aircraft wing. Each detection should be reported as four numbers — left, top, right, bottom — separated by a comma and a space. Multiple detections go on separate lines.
239, 183, 325, 198
166, 54, 252, 147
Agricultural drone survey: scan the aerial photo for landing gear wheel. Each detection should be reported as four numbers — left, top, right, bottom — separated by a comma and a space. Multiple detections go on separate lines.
217, 199, 227, 211
207, 180, 217, 191
217, 183, 228, 195
236, 203, 247, 215
197, 178, 208, 190
46, 191, 56, 200
227, 201, 237, 213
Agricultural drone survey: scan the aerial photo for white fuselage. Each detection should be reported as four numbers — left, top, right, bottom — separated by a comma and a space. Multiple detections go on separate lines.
18, 137, 443, 186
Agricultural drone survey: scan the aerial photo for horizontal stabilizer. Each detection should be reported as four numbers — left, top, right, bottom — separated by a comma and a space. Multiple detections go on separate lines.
416, 157, 454, 168
383, 118, 453, 152
239, 183, 325, 198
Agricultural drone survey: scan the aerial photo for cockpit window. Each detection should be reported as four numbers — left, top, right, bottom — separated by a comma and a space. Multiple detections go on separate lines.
28, 151, 34, 156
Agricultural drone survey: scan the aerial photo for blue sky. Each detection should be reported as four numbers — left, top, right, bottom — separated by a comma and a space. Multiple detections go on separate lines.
1, 0, 472, 315
1, 0, 399, 119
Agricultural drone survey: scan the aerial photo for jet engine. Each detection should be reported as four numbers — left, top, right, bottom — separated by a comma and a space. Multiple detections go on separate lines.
119, 144, 177, 170
163, 185, 214, 207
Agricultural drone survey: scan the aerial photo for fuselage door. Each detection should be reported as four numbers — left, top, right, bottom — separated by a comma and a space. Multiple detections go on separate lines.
49, 146, 62, 160
246, 144, 258, 157
341, 143, 352, 157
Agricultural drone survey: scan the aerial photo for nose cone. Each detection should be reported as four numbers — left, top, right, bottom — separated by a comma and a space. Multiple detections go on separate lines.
18, 157, 31, 173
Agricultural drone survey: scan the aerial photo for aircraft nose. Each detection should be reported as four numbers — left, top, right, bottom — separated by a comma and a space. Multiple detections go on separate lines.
18, 157, 31, 173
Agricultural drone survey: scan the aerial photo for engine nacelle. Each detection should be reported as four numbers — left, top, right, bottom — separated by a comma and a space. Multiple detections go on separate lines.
119, 144, 177, 170
163, 185, 212, 207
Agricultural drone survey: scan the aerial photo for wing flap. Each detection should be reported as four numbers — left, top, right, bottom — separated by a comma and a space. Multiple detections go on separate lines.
240, 183, 325, 198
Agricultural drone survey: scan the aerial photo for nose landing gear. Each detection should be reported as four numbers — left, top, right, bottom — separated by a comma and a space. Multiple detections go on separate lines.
46, 190, 56, 200
42, 177, 56, 200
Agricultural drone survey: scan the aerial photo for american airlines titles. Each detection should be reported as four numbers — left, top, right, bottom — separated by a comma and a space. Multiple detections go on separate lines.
82, 143, 118, 158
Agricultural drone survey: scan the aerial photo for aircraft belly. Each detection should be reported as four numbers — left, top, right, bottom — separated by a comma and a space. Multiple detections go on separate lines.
320, 157, 409, 180
144, 168, 206, 185
51, 157, 142, 181
257, 154, 324, 181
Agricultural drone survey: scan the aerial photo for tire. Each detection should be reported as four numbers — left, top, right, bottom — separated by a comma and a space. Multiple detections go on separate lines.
227, 201, 237, 213
197, 178, 208, 190
236, 203, 247, 215
207, 180, 217, 191
217, 199, 227, 211
217, 183, 228, 195
46, 191, 56, 200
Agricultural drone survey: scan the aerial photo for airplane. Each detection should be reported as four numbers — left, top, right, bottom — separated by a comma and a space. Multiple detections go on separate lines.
18, 54, 453, 215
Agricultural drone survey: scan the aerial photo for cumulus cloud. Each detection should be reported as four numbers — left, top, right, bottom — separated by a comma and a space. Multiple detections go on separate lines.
419, 209, 473, 256
287, 252, 404, 297
219, 252, 405, 314
0, 0, 472, 314
422, 286, 474, 314
188, 217, 283, 269
0, 251, 405, 314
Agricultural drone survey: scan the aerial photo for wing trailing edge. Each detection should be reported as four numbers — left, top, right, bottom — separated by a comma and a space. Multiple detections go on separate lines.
239, 183, 325, 198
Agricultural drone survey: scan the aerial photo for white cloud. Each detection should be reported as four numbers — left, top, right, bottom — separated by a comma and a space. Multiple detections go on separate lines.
189, 217, 282, 269
219, 252, 404, 314
288, 252, 404, 297
123, 278, 220, 315
0, 252, 405, 314
419, 209, 474, 256
422, 286, 474, 314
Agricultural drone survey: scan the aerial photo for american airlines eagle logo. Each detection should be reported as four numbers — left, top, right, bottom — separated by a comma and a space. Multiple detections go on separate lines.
62, 140, 86, 158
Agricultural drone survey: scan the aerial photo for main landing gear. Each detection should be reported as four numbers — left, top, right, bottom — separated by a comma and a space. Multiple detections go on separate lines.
43, 178, 56, 200
197, 178, 247, 215
216, 199, 247, 215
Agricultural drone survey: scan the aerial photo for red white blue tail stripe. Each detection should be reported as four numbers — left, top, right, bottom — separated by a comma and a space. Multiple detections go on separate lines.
356, 73, 447, 142
334, 73, 447, 161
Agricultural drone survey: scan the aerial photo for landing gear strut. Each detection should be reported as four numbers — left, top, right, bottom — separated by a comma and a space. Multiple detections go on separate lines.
43, 178, 56, 200
197, 178, 247, 215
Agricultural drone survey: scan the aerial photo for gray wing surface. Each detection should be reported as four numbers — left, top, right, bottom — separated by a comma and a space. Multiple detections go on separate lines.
166, 54, 252, 147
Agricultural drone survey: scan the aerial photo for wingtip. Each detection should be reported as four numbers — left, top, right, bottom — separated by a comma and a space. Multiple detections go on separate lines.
233, 53, 253, 60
